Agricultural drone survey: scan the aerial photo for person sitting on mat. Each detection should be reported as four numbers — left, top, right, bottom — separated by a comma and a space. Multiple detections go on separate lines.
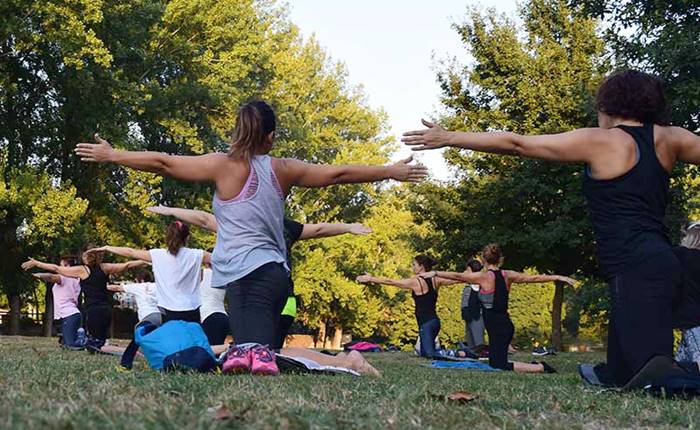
32, 257, 84, 349
108, 270, 162, 328
356, 255, 473, 359
75, 99, 425, 375
88, 220, 211, 324
146, 204, 373, 348
675, 222, 700, 370
422, 244, 576, 373
22, 248, 148, 353
403, 69, 700, 386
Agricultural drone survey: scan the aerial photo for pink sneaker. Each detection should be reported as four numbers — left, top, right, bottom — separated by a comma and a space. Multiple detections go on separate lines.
250, 345, 279, 376
222, 345, 251, 374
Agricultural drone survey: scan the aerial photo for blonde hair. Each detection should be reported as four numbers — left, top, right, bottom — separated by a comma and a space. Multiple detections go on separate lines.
481, 243, 504, 266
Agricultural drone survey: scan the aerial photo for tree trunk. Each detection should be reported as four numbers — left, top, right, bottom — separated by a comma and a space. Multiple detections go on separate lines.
331, 326, 343, 350
9, 293, 21, 335
316, 321, 327, 349
551, 281, 564, 351
43, 286, 53, 337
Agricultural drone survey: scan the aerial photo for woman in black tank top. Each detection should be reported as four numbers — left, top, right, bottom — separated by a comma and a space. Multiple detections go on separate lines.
424, 244, 575, 373
22, 244, 149, 351
357, 255, 465, 358
404, 70, 700, 385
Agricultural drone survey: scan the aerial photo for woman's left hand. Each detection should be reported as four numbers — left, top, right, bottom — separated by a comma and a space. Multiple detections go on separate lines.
75, 134, 115, 163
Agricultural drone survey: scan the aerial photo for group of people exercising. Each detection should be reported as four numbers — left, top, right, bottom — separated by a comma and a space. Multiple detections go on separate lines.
19, 69, 700, 386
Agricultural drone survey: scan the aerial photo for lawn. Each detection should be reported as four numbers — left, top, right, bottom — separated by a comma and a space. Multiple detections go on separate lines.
0, 336, 697, 429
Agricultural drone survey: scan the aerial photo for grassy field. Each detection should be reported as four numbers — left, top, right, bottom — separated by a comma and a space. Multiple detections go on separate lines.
1, 336, 698, 429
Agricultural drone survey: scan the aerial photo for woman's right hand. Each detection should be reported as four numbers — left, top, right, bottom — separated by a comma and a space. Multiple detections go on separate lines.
86, 246, 109, 254
21, 258, 38, 271
558, 276, 578, 286
420, 271, 438, 279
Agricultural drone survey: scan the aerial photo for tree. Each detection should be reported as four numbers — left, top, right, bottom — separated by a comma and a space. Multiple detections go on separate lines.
414, 0, 608, 350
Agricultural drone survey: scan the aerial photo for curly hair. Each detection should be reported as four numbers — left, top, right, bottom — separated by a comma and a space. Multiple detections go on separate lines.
596, 70, 670, 125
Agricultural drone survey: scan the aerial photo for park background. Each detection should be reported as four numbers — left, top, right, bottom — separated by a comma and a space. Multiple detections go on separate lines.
1, 0, 698, 352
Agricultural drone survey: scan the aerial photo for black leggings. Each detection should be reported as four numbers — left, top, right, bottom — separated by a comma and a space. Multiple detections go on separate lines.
85, 304, 111, 341
162, 308, 201, 324
484, 309, 514, 371
605, 250, 679, 386
226, 262, 290, 346
202, 312, 230, 345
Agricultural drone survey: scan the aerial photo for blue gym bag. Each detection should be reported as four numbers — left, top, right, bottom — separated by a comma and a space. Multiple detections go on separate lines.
120, 320, 218, 372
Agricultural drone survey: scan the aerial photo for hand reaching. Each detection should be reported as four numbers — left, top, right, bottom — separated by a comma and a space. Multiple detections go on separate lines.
558, 276, 578, 287
75, 133, 115, 163
402, 119, 451, 151
388, 155, 429, 183
419, 271, 438, 279
348, 224, 372, 235
21, 258, 38, 271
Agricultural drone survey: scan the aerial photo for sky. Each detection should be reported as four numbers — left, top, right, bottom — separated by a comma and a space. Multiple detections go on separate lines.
288, 0, 518, 181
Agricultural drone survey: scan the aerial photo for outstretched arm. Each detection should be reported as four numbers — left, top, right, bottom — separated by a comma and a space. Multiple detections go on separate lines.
147, 206, 218, 232
102, 260, 150, 275
424, 270, 485, 285
75, 134, 226, 183
402, 120, 610, 163
90, 246, 152, 262
299, 223, 372, 240
505, 271, 576, 286
672, 126, 700, 165
275, 156, 428, 193
32, 273, 62, 284
356, 274, 416, 290
21, 258, 87, 278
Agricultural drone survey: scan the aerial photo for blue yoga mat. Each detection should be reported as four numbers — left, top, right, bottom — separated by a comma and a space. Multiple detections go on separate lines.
429, 360, 502, 372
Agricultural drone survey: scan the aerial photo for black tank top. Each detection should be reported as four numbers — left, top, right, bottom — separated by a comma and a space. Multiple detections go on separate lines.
582, 123, 671, 278
490, 270, 509, 314
81, 265, 110, 308
412, 277, 438, 325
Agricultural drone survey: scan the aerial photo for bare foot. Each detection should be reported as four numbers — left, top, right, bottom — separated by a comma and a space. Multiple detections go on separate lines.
346, 350, 381, 377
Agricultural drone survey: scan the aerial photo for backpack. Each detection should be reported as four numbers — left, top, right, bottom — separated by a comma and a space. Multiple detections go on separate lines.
120, 320, 218, 372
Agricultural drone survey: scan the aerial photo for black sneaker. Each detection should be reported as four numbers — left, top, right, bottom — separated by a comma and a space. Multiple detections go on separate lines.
532, 361, 557, 373
532, 346, 556, 356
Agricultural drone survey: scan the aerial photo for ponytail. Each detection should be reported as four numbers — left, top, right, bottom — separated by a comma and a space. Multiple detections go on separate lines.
228, 100, 276, 160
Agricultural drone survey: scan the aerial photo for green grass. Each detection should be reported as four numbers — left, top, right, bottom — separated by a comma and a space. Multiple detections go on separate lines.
1, 336, 698, 429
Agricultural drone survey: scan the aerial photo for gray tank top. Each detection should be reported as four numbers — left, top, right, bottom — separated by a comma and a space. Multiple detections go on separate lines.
211, 155, 288, 287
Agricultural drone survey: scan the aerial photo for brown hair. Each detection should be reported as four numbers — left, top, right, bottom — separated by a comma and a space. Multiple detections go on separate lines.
166, 220, 190, 255
228, 100, 276, 160
81, 244, 103, 268
481, 244, 503, 266
414, 255, 436, 271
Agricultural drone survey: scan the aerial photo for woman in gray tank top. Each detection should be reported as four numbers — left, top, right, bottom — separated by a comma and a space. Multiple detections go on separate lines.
76, 100, 427, 374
